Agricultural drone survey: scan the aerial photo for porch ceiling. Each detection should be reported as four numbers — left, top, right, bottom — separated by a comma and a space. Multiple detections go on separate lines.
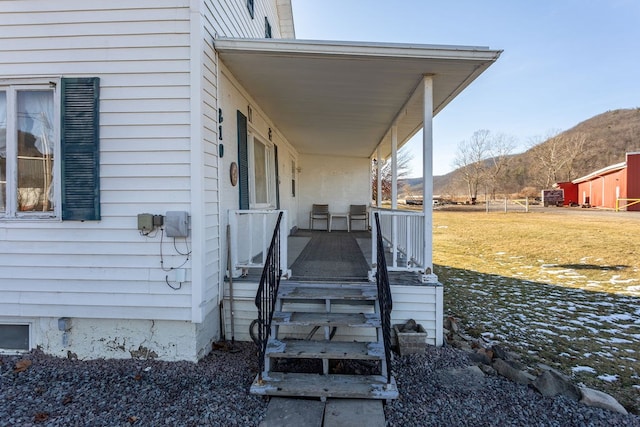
214, 38, 501, 159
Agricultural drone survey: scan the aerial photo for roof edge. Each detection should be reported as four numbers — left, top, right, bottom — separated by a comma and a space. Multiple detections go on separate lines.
214, 37, 502, 61
572, 161, 627, 183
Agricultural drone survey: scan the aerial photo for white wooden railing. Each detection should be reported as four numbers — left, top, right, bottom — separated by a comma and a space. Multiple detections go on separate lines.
228, 209, 289, 278
370, 208, 426, 276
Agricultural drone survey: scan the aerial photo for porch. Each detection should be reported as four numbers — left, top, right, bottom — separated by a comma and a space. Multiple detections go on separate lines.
223, 211, 443, 348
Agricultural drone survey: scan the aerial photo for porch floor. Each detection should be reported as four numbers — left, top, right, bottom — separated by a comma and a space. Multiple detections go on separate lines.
234, 229, 425, 286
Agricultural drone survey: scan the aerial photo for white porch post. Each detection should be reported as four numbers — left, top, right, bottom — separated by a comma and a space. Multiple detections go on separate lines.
422, 76, 437, 283
376, 146, 382, 208
391, 126, 398, 209
391, 125, 398, 267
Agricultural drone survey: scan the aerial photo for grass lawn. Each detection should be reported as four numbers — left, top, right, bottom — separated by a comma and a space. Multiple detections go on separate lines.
433, 208, 640, 414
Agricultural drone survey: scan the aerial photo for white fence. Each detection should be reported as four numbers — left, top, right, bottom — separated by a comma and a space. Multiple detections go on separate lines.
228, 210, 288, 278
371, 208, 425, 273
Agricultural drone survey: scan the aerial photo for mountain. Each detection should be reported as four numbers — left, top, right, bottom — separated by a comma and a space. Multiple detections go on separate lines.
432, 108, 640, 196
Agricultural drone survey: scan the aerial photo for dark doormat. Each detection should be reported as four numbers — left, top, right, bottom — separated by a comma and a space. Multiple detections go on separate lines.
290, 232, 370, 280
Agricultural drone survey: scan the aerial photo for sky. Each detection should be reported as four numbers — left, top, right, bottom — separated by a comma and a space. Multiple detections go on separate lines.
290, 0, 640, 176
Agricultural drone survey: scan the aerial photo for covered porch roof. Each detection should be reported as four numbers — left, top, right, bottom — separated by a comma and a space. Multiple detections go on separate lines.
214, 38, 501, 160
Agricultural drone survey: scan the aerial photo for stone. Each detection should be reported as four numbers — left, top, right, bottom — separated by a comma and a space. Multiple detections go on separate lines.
469, 348, 492, 365
400, 319, 417, 332
492, 358, 535, 385
445, 316, 460, 334
436, 365, 485, 392
492, 344, 510, 360
531, 370, 580, 400
579, 387, 628, 415
478, 364, 497, 376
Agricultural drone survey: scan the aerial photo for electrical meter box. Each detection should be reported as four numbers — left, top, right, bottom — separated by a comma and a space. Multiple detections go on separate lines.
165, 211, 189, 237
137, 213, 154, 232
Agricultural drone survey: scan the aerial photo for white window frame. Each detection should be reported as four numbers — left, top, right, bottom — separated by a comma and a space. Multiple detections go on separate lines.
0, 319, 34, 355
0, 79, 61, 220
247, 130, 276, 209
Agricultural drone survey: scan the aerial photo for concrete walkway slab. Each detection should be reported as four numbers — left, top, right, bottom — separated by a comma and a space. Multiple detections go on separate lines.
260, 397, 324, 427
323, 399, 385, 427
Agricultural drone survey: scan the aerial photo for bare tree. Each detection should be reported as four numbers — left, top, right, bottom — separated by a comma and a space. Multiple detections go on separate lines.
527, 130, 588, 187
371, 148, 413, 202
453, 130, 492, 202
486, 133, 516, 199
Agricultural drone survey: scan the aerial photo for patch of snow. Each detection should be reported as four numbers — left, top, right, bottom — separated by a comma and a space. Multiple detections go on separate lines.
572, 366, 596, 374
558, 352, 571, 357
535, 328, 558, 336
609, 337, 633, 344
555, 325, 580, 332
597, 374, 619, 382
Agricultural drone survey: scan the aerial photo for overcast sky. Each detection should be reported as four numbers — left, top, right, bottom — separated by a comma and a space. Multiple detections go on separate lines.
291, 0, 640, 176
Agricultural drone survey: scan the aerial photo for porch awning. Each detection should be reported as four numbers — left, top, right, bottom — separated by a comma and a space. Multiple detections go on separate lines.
214, 38, 501, 159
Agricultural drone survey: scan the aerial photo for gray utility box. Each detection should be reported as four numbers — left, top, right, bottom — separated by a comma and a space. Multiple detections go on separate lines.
165, 211, 189, 237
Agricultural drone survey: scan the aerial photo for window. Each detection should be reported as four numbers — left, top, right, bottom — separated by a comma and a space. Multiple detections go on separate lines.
246, 0, 254, 19
1, 85, 57, 216
291, 159, 296, 197
249, 133, 276, 208
265, 17, 272, 38
0, 78, 100, 220
0, 324, 30, 352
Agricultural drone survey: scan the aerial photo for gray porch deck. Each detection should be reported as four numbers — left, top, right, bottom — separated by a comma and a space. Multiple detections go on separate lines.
233, 229, 423, 286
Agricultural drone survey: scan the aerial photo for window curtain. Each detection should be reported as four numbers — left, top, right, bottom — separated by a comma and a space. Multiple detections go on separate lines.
18, 90, 54, 157
17, 90, 54, 211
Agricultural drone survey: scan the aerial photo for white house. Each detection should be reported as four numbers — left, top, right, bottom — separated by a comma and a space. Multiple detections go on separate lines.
0, 0, 500, 363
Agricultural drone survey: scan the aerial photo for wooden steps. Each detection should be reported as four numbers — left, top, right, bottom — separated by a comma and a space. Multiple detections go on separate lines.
251, 372, 398, 400
250, 281, 396, 400
278, 282, 377, 302
266, 339, 384, 360
272, 311, 381, 328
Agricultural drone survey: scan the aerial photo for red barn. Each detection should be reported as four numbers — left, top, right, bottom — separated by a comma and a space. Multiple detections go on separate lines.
555, 181, 579, 206
568, 152, 640, 211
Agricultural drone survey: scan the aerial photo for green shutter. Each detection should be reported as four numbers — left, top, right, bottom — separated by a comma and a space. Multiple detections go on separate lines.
61, 77, 100, 220
237, 111, 249, 210
274, 144, 280, 209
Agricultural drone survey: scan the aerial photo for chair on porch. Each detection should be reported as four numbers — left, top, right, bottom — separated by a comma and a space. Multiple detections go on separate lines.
309, 204, 330, 231
348, 204, 368, 231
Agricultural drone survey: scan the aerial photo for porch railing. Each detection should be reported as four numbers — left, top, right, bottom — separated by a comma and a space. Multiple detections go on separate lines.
254, 211, 284, 383
374, 212, 393, 384
370, 208, 425, 273
228, 209, 288, 278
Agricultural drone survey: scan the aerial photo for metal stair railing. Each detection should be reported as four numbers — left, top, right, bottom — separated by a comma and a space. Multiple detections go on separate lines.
374, 212, 393, 384
254, 211, 284, 383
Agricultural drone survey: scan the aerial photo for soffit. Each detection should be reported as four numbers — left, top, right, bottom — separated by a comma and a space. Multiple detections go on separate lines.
215, 38, 501, 159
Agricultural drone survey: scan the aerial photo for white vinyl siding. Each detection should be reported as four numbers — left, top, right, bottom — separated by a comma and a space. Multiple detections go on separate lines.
0, 1, 193, 321
204, 0, 282, 39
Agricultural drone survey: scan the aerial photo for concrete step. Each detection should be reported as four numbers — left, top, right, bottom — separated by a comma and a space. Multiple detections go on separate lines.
250, 372, 398, 400
266, 339, 384, 360
272, 311, 381, 328
277, 282, 377, 302
259, 398, 386, 427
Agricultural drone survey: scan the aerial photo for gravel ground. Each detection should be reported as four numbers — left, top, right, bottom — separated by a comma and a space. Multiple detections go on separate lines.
1, 342, 639, 427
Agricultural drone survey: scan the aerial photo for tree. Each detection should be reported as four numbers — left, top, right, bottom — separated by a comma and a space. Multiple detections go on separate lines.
371, 148, 413, 202
452, 130, 491, 202
527, 130, 588, 188
452, 130, 517, 201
